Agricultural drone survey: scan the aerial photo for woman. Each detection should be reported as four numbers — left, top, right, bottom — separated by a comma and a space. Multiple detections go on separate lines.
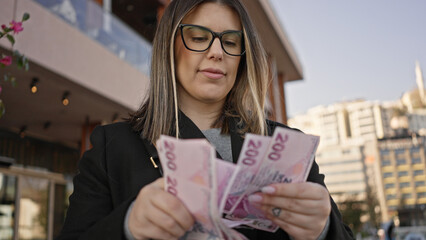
58, 0, 354, 239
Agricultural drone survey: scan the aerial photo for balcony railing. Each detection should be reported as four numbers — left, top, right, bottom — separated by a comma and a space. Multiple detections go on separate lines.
33, 0, 152, 76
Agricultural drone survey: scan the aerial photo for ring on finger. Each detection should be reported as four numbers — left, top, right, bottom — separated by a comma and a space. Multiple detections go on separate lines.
271, 207, 281, 217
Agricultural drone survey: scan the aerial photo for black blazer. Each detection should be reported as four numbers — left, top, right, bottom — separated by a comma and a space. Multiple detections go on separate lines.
57, 115, 354, 240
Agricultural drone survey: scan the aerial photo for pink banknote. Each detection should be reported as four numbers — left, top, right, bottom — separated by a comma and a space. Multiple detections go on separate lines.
224, 134, 271, 214
156, 127, 320, 235
227, 128, 320, 232
157, 135, 215, 188
215, 158, 241, 213
175, 179, 223, 239
157, 136, 223, 239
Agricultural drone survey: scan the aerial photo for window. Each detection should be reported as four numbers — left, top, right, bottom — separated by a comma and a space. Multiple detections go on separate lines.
417, 192, 426, 198
398, 171, 409, 177
395, 148, 405, 155
415, 181, 425, 187
320, 159, 360, 166
380, 149, 390, 155
383, 172, 393, 178
399, 182, 410, 188
402, 193, 412, 199
386, 194, 397, 200
0, 174, 17, 238
382, 160, 391, 166
396, 159, 406, 165
412, 158, 422, 164
414, 170, 425, 176
410, 147, 420, 154
326, 169, 363, 175
385, 183, 395, 189
389, 205, 398, 210
342, 149, 351, 155
18, 177, 49, 240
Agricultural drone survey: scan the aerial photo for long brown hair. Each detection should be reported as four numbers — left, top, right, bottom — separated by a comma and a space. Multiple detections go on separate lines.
129, 0, 270, 144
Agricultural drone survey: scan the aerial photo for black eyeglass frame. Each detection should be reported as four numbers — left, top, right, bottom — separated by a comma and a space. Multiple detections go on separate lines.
178, 24, 246, 56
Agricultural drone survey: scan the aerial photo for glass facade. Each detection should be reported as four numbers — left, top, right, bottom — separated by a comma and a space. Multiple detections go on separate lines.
19, 177, 49, 240
33, 0, 152, 76
0, 174, 17, 240
0, 169, 67, 240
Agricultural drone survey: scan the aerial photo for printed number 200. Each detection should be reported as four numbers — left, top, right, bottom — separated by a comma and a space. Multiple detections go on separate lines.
241, 140, 262, 166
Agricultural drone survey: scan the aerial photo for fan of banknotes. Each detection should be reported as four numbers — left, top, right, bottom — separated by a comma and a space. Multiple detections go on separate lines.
156, 126, 320, 240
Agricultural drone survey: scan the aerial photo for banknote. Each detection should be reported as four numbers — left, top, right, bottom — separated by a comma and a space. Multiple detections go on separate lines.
176, 179, 223, 240
215, 158, 241, 214
224, 134, 271, 214
157, 136, 223, 239
227, 128, 320, 232
157, 126, 320, 235
157, 135, 215, 187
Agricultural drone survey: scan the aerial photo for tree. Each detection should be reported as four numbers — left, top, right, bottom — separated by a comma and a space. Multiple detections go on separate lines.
338, 195, 365, 234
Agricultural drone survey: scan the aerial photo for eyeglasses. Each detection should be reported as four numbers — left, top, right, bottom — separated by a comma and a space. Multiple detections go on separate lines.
178, 24, 245, 56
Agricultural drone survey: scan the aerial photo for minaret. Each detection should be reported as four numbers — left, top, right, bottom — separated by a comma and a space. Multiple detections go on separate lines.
415, 61, 425, 106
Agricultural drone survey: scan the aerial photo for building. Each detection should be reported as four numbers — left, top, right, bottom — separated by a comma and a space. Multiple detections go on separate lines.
408, 109, 426, 135
346, 100, 394, 140
288, 100, 395, 150
315, 138, 368, 204
365, 135, 426, 223
288, 99, 397, 222
0, 0, 304, 238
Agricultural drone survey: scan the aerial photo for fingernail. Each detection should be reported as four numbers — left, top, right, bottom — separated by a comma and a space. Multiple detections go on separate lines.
248, 194, 263, 202
261, 186, 275, 194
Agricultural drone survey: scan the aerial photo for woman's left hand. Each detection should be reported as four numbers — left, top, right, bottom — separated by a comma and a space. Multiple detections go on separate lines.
248, 182, 331, 240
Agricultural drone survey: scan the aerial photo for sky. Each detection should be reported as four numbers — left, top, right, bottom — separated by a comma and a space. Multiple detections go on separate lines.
269, 0, 426, 118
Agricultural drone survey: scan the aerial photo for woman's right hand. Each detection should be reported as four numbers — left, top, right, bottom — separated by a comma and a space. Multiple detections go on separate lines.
128, 178, 195, 240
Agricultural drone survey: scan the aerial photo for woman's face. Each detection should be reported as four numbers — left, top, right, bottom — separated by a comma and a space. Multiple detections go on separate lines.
174, 2, 242, 107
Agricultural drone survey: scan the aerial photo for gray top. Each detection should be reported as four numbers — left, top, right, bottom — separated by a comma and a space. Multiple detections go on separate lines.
201, 128, 233, 163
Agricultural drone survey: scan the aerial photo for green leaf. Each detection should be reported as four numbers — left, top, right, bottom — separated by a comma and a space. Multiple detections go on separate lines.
0, 32, 3, 38
6, 34, 15, 46
17, 56, 23, 68
22, 13, 30, 22
1, 28, 12, 34
13, 50, 21, 56
0, 99, 5, 119
18, 55, 28, 70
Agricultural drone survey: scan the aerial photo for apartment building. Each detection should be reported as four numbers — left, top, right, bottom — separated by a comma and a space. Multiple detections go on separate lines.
315, 138, 368, 204
288, 100, 396, 214
289, 100, 395, 149
365, 136, 426, 223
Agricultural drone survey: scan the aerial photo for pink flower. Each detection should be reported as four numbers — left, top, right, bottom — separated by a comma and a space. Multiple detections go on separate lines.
0, 56, 12, 66
9, 21, 23, 34
1, 24, 6, 30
